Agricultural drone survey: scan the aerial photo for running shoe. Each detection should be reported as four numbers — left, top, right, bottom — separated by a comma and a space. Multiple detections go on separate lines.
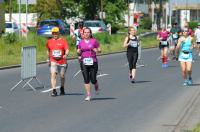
187, 78, 193, 85
131, 79, 135, 83
60, 86, 65, 95
84, 96, 91, 101
51, 89, 58, 97
183, 80, 188, 86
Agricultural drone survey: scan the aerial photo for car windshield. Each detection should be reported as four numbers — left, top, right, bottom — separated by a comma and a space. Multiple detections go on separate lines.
6, 23, 12, 28
39, 21, 59, 27
84, 22, 101, 27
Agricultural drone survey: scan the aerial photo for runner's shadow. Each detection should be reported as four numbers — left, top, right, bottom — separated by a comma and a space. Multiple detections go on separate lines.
191, 84, 200, 86
135, 81, 152, 83
91, 97, 116, 101
65, 93, 84, 96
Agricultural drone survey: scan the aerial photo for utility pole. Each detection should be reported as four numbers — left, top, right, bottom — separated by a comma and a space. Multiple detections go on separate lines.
157, 0, 163, 29
9, 0, 12, 21
128, 0, 130, 27
100, 0, 103, 20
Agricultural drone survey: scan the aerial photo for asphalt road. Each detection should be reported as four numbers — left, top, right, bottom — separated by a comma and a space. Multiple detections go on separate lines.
0, 48, 200, 132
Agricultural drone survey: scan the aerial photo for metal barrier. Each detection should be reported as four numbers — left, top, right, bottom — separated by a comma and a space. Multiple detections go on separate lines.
10, 46, 44, 92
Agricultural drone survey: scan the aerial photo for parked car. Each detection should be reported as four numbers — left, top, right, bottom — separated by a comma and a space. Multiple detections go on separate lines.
5, 21, 20, 34
83, 20, 108, 34
36, 19, 69, 37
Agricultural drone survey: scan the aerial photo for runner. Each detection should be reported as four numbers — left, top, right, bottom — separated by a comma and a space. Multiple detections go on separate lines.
183, 22, 194, 36
194, 23, 200, 56
46, 27, 69, 96
170, 22, 181, 60
123, 26, 139, 83
157, 25, 170, 68
176, 29, 195, 86
72, 21, 84, 48
72, 21, 85, 61
77, 27, 101, 101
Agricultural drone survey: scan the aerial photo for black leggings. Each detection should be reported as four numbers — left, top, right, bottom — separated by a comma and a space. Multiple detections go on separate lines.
127, 51, 138, 70
80, 62, 98, 84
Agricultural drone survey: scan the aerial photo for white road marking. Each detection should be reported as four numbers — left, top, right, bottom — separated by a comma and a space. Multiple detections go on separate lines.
41, 86, 60, 93
97, 74, 109, 78
0, 106, 2, 109
73, 70, 81, 78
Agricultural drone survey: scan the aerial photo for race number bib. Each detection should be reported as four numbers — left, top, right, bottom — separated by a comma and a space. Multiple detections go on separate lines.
130, 41, 138, 47
83, 58, 93, 65
161, 41, 168, 45
182, 53, 189, 59
172, 34, 178, 39
52, 50, 62, 58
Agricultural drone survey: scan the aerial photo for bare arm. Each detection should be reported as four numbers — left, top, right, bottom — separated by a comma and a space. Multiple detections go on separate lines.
123, 36, 129, 48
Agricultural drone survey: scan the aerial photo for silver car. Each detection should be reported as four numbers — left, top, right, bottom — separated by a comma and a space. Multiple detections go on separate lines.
83, 20, 108, 34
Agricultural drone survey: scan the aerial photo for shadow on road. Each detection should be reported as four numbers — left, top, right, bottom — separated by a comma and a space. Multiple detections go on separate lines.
65, 93, 84, 96
135, 81, 152, 83
91, 97, 116, 101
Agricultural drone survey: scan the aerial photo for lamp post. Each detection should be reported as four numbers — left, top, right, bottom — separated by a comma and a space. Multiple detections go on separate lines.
128, 0, 130, 27
101, 0, 103, 20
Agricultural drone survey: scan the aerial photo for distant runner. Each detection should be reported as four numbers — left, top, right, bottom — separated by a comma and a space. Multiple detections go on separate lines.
123, 26, 140, 83
170, 22, 181, 60
176, 29, 195, 86
157, 25, 170, 68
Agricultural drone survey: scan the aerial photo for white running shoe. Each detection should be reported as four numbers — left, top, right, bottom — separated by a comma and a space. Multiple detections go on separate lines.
84, 96, 91, 101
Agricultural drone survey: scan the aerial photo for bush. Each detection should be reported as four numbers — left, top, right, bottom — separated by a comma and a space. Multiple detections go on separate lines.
3, 33, 18, 44
188, 22, 198, 30
111, 23, 121, 34
140, 17, 152, 30
93, 32, 111, 45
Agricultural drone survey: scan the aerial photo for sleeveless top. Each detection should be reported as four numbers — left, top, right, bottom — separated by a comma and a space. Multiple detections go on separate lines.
127, 35, 139, 52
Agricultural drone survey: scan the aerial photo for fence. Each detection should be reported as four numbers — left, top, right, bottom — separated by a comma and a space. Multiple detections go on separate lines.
10, 46, 44, 92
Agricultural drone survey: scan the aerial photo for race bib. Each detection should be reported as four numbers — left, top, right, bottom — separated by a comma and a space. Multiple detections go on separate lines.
83, 58, 93, 65
172, 34, 178, 39
161, 41, 168, 45
52, 50, 62, 58
130, 41, 138, 47
182, 53, 189, 59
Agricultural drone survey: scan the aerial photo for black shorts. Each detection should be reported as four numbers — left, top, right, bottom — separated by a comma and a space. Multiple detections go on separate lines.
159, 42, 169, 49
197, 42, 200, 45
80, 62, 98, 84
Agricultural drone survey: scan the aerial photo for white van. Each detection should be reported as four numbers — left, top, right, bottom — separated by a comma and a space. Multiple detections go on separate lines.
5, 21, 20, 34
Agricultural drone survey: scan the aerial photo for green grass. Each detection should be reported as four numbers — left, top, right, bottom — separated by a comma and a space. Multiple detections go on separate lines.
0, 31, 158, 67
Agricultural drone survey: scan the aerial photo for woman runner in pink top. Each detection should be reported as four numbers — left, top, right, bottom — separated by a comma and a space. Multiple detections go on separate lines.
77, 27, 101, 101
157, 25, 170, 68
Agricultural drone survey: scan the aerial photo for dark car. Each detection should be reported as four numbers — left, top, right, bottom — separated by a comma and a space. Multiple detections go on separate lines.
37, 19, 69, 37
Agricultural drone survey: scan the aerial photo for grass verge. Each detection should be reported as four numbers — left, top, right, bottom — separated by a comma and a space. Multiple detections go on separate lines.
0, 32, 158, 67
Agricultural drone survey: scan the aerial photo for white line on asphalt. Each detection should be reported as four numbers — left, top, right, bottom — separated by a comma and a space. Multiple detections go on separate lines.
73, 70, 81, 78
0, 106, 2, 109
41, 86, 60, 93
97, 74, 109, 78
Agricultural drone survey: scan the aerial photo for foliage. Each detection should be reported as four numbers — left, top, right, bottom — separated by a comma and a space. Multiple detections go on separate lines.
3, 33, 18, 44
188, 22, 198, 30
140, 17, 152, 30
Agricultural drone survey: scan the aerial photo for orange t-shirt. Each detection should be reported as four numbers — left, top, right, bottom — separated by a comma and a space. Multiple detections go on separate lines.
46, 38, 69, 65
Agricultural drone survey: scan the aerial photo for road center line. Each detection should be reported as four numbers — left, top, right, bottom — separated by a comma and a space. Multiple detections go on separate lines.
97, 74, 109, 78
41, 86, 60, 93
